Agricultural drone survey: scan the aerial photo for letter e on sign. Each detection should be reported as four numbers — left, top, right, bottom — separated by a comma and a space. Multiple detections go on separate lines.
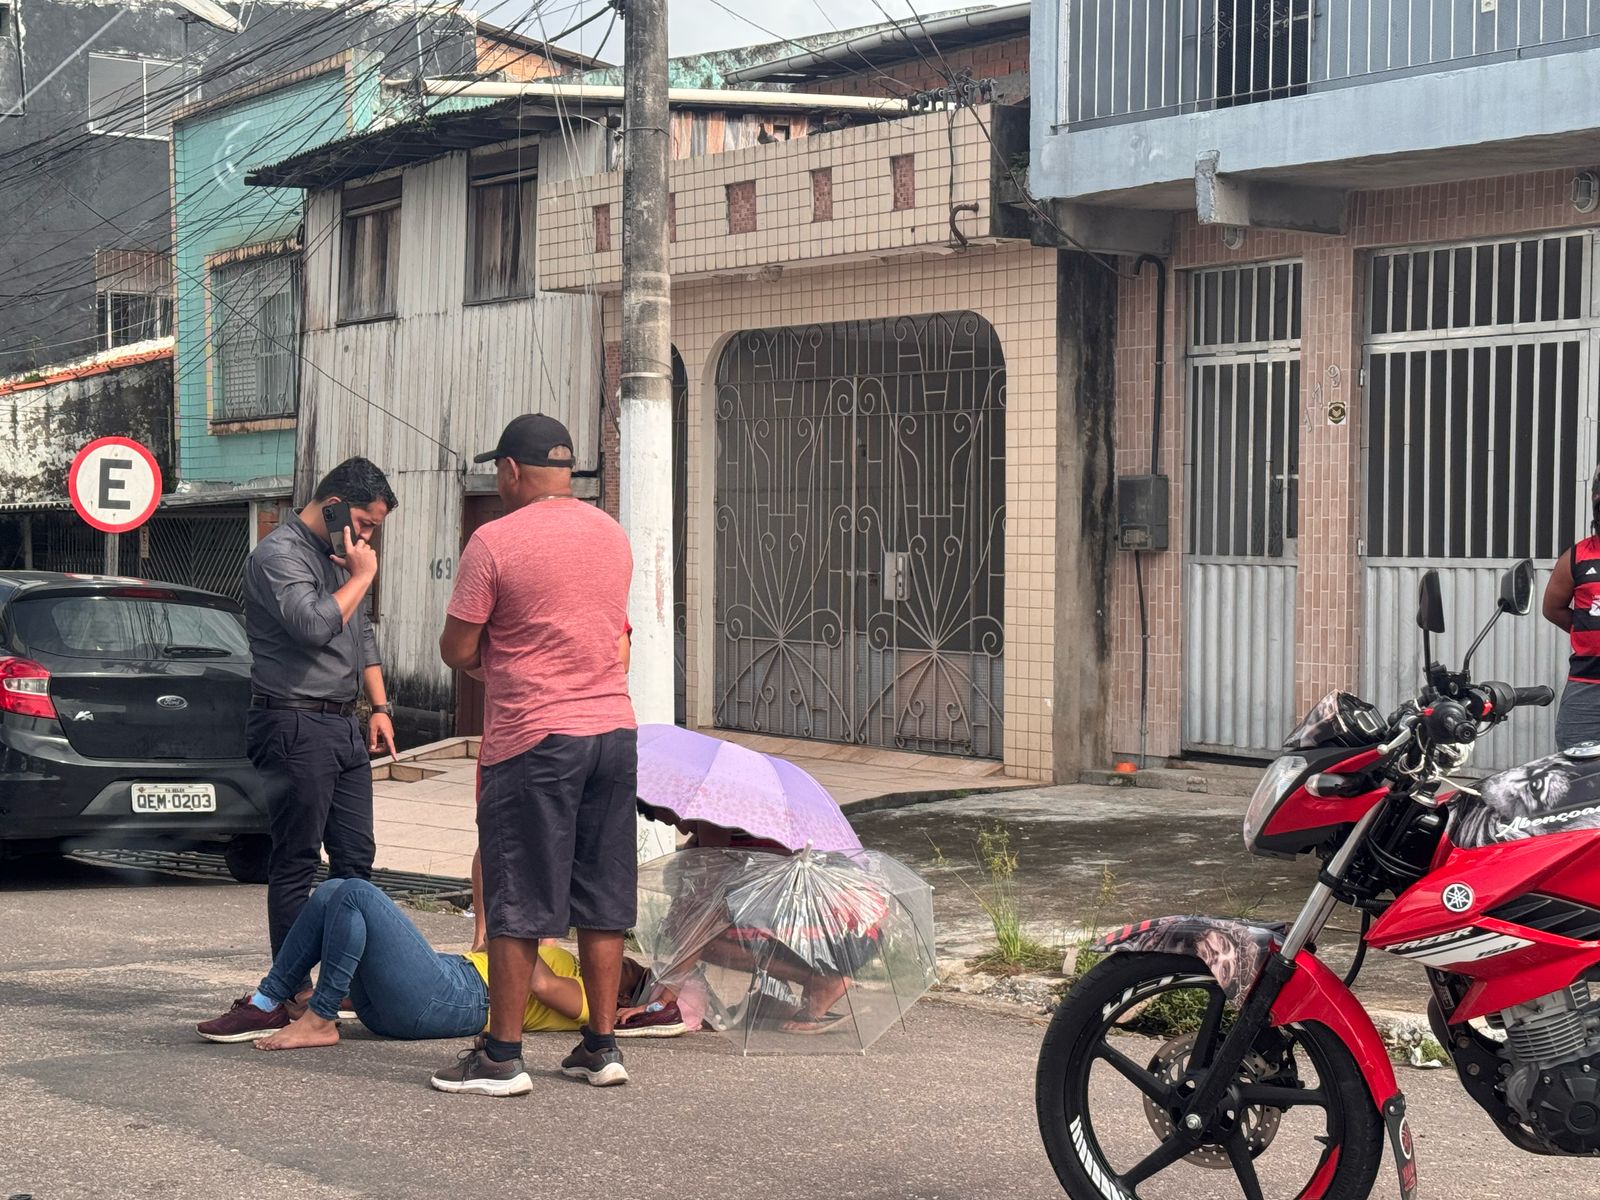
68, 437, 162, 533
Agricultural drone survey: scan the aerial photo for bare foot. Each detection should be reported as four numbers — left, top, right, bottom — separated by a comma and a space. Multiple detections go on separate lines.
255, 1012, 340, 1052
802, 974, 848, 1016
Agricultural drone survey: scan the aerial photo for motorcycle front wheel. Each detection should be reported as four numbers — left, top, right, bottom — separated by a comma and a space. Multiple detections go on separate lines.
1036, 951, 1385, 1200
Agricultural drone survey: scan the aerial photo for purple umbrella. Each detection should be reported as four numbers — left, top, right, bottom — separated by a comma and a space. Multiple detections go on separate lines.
636, 725, 862, 853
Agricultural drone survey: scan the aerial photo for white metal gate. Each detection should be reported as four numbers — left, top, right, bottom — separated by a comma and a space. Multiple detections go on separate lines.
1184, 261, 1303, 756
1361, 231, 1600, 770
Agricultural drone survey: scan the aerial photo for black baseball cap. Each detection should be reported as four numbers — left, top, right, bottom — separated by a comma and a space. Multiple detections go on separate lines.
474, 413, 575, 467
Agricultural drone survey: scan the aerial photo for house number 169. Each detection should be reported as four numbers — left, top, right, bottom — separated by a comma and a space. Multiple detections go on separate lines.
430, 558, 453, 580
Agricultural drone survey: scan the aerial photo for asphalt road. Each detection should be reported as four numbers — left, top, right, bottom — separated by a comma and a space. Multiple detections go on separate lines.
3, 856, 1599, 1200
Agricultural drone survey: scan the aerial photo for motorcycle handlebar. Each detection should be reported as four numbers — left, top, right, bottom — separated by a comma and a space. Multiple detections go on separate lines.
1423, 698, 1477, 744
1469, 681, 1556, 722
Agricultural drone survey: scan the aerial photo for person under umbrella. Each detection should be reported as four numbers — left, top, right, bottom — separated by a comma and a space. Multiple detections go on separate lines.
634, 845, 937, 1054
623, 726, 870, 1037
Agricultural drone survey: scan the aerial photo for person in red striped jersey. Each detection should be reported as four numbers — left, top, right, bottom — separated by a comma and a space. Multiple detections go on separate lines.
1543, 468, 1600, 749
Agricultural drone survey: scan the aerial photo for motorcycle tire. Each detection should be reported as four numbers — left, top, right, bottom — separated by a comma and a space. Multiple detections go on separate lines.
1036, 951, 1386, 1200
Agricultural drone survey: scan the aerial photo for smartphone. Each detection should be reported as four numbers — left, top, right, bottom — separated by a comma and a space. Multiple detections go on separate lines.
321, 500, 353, 557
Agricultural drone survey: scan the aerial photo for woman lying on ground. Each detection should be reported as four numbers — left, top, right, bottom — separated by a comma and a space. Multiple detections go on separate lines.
196, 877, 634, 1051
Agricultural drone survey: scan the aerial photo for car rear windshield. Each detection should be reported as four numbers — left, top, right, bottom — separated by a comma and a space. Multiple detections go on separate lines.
10, 595, 249, 662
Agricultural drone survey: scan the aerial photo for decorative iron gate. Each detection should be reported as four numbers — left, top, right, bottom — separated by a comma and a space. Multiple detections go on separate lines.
123, 506, 252, 600
713, 312, 1005, 758
1184, 261, 1303, 757
1362, 231, 1600, 770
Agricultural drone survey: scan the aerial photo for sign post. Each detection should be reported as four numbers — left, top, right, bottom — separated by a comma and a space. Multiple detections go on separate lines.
67, 437, 163, 574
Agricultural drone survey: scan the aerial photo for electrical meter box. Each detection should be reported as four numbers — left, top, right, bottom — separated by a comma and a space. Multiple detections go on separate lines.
1116, 475, 1169, 551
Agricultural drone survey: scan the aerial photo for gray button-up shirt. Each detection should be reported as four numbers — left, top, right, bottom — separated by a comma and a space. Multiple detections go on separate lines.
243, 513, 381, 702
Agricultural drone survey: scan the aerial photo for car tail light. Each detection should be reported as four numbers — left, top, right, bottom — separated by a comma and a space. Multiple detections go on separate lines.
0, 656, 57, 719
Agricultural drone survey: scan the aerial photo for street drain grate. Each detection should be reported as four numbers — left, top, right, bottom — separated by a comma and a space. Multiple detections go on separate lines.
69, 847, 471, 900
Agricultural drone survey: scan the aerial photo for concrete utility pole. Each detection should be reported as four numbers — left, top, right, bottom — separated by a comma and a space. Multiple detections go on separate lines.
617, 0, 677, 860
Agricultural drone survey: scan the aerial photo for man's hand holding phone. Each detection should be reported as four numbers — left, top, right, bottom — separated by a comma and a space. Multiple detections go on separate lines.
335, 531, 379, 583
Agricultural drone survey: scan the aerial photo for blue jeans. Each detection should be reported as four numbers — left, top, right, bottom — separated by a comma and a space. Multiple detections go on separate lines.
259, 878, 488, 1038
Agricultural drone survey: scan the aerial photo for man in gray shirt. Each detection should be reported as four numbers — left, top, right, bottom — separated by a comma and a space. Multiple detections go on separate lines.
241, 457, 399, 1001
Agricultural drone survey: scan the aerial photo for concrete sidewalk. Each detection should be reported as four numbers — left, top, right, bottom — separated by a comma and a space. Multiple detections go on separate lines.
850, 783, 1434, 1016
371, 733, 1021, 879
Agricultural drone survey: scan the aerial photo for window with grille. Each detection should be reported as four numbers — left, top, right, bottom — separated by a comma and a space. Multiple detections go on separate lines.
466, 144, 537, 304
95, 291, 171, 349
1364, 233, 1595, 561
1187, 261, 1303, 558
1211, 0, 1312, 109
87, 52, 199, 138
339, 177, 400, 323
94, 247, 173, 350
212, 254, 300, 422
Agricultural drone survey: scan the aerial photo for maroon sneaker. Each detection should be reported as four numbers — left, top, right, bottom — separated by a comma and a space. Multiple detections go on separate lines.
615, 1000, 688, 1039
198, 995, 290, 1043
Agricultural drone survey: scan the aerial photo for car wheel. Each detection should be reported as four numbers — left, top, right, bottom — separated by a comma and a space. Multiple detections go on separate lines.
224, 835, 272, 884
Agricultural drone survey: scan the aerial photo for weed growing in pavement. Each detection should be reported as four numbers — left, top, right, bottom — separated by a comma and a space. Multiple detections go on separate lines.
1411, 1035, 1451, 1068
931, 823, 1063, 973
973, 824, 1063, 972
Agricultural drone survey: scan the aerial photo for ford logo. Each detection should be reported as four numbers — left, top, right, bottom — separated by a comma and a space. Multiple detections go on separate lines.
156, 695, 188, 711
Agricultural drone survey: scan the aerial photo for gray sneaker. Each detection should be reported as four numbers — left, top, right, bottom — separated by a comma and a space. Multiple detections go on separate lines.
560, 1040, 629, 1087
430, 1046, 532, 1097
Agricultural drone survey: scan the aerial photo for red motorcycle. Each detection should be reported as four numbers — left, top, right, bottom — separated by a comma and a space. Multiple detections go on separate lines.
1036, 560, 1600, 1199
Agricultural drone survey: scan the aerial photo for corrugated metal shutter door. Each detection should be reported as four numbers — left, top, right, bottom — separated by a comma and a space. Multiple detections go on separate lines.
1361, 232, 1599, 770
1183, 261, 1303, 757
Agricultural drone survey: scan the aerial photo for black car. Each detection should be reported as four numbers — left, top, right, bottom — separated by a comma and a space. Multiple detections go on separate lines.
0, 571, 270, 881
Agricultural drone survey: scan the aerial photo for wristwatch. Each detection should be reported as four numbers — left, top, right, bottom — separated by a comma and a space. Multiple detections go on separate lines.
371, 704, 392, 715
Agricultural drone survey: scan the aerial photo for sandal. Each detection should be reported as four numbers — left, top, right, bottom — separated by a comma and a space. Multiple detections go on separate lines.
780, 1011, 851, 1035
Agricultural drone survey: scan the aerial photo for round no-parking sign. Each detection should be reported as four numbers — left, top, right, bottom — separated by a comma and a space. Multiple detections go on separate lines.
68, 437, 162, 534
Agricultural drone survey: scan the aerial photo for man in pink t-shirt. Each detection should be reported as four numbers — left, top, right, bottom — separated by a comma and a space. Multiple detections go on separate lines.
428, 414, 637, 1097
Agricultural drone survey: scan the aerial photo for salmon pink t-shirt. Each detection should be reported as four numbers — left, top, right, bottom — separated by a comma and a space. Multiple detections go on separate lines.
447, 497, 636, 766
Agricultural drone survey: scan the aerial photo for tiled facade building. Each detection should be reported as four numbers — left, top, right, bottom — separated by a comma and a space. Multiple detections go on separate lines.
547, 24, 1091, 782
1033, 0, 1600, 773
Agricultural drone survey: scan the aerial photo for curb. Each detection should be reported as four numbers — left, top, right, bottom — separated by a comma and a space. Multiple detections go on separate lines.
843, 780, 1035, 815
1078, 768, 1257, 797
935, 963, 1444, 1067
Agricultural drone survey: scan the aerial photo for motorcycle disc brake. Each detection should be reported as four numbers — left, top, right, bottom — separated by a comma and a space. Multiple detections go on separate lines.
1141, 1031, 1285, 1169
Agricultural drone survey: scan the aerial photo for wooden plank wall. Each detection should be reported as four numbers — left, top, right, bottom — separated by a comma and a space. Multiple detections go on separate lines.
298, 133, 604, 732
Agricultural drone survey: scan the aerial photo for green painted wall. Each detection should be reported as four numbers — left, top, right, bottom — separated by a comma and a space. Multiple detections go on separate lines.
172, 61, 364, 484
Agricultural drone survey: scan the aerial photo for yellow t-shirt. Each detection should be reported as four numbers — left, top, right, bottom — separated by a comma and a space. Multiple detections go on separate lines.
462, 945, 589, 1033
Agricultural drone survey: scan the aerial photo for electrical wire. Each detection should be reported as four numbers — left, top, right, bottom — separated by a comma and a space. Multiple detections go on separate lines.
4, 0, 581, 431
0, 0, 559, 344
865, 0, 1128, 277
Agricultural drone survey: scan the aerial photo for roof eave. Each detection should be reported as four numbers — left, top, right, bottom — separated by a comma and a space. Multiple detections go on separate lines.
723, 4, 1030, 84
245, 100, 563, 190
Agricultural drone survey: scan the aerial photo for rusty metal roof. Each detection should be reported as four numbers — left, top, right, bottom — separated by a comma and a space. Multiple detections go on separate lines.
725, 4, 1028, 85
246, 97, 566, 190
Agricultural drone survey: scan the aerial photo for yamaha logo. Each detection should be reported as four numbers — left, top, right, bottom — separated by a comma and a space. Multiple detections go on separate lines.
156, 695, 188, 711
1442, 883, 1475, 913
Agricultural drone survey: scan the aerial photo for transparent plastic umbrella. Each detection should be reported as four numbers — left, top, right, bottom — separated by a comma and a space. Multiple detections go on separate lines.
634, 846, 937, 1055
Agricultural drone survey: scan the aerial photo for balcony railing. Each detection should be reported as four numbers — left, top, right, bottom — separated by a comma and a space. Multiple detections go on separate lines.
1060, 0, 1600, 127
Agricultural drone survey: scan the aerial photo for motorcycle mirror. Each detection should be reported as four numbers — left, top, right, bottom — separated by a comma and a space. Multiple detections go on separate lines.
1416, 571, 1446, 634
1498, 558, 1535, 616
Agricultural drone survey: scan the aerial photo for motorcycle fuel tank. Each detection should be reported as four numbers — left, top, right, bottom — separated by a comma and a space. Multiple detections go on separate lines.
1450, 744, 1600, 849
